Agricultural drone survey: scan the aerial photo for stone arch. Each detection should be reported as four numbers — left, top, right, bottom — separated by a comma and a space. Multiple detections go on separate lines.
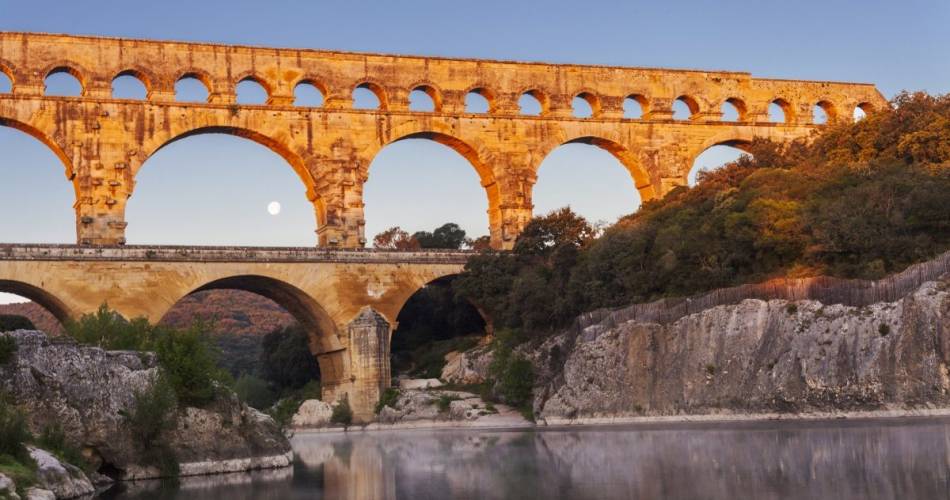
691, 132, 755, 160
674, 94, 701, 118
353, 80, 388, 110
0, 116, 77, 193
0, 60, 16, 89
175, 69, 215, 98
162, 274, 342, 381
293, 77, 329, 102
366, 125, 500, 243
573, 90, 602, 118
463, 85, 497, 113
0, 279, 73, 326
234, 72, 274, 100
113, 68, 156, 96
42, 63, 88, 96
136, 125, 321, 236
814, 100, 838, 123
518, 88, 551, 115
722, 97, 748, 122
770, 97, 794, 123
624, 93, 650, 118
389, 273, 494, 343
408, 82, 443, 111
539, 134, 656, 202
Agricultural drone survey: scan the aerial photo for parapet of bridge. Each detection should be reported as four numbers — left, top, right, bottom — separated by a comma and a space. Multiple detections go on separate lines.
0, 32, 888, 249
0, 244, 470, 419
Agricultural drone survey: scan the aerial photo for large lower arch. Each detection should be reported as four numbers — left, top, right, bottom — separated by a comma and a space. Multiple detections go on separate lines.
560, 136, 656, 201
688, 136, 754, 185
0, 279, 73, 326
364, 129, 499, 247
160, 274, 344, 388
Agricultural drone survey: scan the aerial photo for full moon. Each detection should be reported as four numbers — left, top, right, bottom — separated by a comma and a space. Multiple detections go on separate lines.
267, 201, 281, 216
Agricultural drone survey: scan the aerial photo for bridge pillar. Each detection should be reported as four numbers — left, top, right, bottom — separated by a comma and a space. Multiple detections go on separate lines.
491, 157, 537, 250
72, 127, 137, 245
311, 147, 369, 248
343, 307, 392, 422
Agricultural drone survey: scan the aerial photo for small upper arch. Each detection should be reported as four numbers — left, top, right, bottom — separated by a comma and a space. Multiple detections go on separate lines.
112, 68, 155, 100
813, 100, 837, 124
176, 69, 215, 91
42, 63, 88, 96
353, 80, 388, 110
292, 77, 329, 98
572, 90, 602, 118
0, 60, 16, 90
518, 88, 550, 116
674, 94, 701, 119
408, 82, 443, 112
721, 97, 748, 122
234, 72, 274, 97
464, 84, 496, 114
623, 93, 649, 119
292, 77, 327, 107
769, 97, 794, 123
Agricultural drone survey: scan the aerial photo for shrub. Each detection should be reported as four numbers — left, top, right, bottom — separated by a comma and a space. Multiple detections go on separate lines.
706, 364, 717, 375
498, 357, 534, 409
375, 387, 400, 414
0, 315, 34, 332
65, 304, 151, 351
37, 424, 88, 471
151, 323, 224, 407
879, 323, 891, 337
267, 397, 303, 430
0, 336, 16, 365
435, 394, 461, 413
330, 395, 353, 427
123, 374, 179, 476
234, 374, 277, 410
259, 325, 320, 393
786, 304, 798, 314
0, 396, 31, 464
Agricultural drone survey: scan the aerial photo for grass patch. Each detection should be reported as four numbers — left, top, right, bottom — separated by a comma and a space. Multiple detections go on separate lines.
435, 394, 462, 413
375, 388, 400, 414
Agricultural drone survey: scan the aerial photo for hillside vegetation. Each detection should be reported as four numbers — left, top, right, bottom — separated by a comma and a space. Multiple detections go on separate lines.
456, 92, 950, 337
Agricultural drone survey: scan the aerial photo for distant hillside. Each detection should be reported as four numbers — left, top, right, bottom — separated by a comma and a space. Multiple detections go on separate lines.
0, 289, 296, 337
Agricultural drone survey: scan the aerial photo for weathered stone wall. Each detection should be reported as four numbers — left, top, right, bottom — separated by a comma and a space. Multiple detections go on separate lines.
531, 276, 950, 421
0, 32, 888, 248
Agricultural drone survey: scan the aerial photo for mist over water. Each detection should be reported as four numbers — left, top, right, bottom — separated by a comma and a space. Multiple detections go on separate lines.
106, 417, 950, 500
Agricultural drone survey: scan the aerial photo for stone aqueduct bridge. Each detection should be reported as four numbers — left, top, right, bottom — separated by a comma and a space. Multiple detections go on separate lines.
0, 244, 468, 420
0, 32, 888, 249
0, 34, 889, 419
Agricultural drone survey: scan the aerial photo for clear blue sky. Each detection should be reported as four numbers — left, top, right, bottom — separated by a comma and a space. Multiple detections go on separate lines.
1, 0, 947, 253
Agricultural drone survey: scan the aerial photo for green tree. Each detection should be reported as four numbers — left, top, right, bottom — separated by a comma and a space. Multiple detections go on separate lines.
373, 226, 421, 250
0, 315, 35, 332
259, 325, 321, 393
413, 222, 468, 249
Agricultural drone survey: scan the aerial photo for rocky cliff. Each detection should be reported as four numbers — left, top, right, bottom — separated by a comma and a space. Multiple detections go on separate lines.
0, 331, 292, 481
527, 276, 950, 422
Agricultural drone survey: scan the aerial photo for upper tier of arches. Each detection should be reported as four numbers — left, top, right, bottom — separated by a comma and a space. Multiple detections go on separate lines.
0, 33, 886, 126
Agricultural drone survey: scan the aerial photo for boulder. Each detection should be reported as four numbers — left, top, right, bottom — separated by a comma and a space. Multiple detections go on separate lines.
0, 331, 291, 480
0, 472, 19, 500
291, 400, 334, 428
28, 447, 95, 499
441, 347, 492, 385
23, 489, 54, 500
398, 378, 444, 390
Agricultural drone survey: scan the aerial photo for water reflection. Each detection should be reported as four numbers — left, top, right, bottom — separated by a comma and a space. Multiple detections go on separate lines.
107, 417, 950, 499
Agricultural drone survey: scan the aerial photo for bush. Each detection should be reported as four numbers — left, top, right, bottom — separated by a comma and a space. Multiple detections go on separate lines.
0, 336, 16, 365
375, 388, 400, 414
0, 396, 31, 464
436, 394, 461, 413
259, 325, 321, 394
234, 374, 277, 410
879, 323, 891, 337
37, 424, 88, 471
330, 396, 353, 427
65, 304, 151, 351
0, 315, 34, 332
499, 357, 534, 409
151, 323, 225, 407
123, 374, 179, 476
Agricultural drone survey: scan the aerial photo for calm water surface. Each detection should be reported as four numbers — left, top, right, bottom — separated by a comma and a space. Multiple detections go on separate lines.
104, 417, 950, 500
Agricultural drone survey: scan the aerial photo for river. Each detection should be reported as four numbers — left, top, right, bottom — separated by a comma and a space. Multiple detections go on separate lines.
103, 416, 950, 499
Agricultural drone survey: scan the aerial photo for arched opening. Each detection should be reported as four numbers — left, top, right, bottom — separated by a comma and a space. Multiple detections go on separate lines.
127, 130, 317, 246
534, 139, 647, 225
572, 92, 600, 118
409, 85, 440, 112
518, 90, 546, 116
364, 133, 491, 248
159, 275, 336, 409
0, 122, 75, 243
0, 282, 70, 336
465, 88, 493, 114
112, 71, 148, 100
294, 81, 325, 107
623, 95, 647, 119
673, 95, 699, 120
812, 101, 836, 125
353, 82, 386, 110
0, 68, 12, 93
390, 276, 488, 380
721, 98, 746, 122
236, 77, 269, 105
689, 142, 751, 185
44, 67, 83, 97
854, 103, 873, 121
769, 99, 792, 123
176, 74, 210, 102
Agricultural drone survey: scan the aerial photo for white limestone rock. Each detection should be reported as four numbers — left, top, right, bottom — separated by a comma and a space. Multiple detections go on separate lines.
291, 400, 334, 428
28, 447, 95, 499
398, 378, 444, 390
